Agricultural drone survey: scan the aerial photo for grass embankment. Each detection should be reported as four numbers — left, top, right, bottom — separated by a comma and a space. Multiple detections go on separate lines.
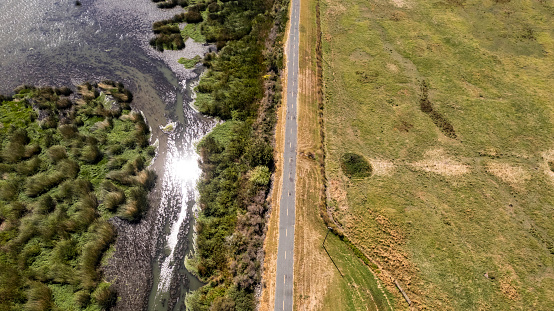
321, 0, 554, 309
285, 0, 393, 309
0, 82, 155, 310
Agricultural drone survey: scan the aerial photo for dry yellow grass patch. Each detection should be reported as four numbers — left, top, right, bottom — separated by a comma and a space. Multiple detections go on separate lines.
410, 149, 470, 176
541, 149, 554, 183
386, 63, 399, 73
326, 1, 346, 16
390, 0, 411, 8
94, 118, 111, 130
370, 159, 396, 176
329, 178, 348, 211
485, 161, 531, 186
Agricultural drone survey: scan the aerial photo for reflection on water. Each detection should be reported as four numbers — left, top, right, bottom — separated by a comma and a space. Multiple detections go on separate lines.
0, 0, 214, 310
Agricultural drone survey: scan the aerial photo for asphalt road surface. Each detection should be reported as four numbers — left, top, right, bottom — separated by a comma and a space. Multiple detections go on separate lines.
274, 0, 300, 309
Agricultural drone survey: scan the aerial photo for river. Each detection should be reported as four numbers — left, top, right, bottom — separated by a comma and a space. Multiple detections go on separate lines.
0, 0, 215, 310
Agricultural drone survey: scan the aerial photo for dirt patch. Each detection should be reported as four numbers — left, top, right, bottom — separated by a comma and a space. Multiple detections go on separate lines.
390, 0, 411, 8
541, 149, 554, 183
411, 149, 470, 176
371, 159, 396, 176
485, 161, 531, 186
326, 1, 346, 16
500, 280, 520, 301
386, 63, 399, 73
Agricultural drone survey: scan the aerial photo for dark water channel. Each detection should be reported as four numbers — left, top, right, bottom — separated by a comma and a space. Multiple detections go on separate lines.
0, 1, 216, 310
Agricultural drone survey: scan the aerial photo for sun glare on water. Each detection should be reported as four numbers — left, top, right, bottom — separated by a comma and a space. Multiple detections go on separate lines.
171, 156, 201, 183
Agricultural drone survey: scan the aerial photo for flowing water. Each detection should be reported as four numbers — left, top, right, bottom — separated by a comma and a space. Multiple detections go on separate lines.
0, 0, 215, 310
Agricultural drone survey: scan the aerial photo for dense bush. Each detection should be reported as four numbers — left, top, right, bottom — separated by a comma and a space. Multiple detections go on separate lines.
340, 153, 372, 178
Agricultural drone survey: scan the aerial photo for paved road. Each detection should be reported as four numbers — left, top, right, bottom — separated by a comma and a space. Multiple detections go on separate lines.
274, 0, 300, 310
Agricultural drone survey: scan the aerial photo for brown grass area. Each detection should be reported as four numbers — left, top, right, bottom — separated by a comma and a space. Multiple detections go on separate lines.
485, 161, 531, 186
371, 159, 396, 177
293, 0, 339, 309
294, 159, 335, 310
410, 149, 470, 176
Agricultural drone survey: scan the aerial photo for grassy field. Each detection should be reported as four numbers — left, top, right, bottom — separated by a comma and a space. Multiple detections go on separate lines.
321, 0, 554, 309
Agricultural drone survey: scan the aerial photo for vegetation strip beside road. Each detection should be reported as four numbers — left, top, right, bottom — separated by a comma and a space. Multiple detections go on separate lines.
148, 0, 289, 309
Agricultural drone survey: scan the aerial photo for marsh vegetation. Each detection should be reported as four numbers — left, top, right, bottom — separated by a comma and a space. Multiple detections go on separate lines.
0, 82, 155, 310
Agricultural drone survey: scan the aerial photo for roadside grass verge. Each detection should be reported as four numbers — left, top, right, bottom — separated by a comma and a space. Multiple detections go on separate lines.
322, 232, 393, 311
290, 0, 394, 309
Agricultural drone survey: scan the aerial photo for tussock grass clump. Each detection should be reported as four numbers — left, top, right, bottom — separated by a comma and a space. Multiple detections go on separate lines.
16, 156, 41, 176
2, 141, 25, 163
58, 124, 79, 139
56, 98, 72, 109
80, 221, 115, 290
103, 191, 126, 212
47, 145, 67, 163
0, 179, 20, 201
33, 195, 56, 214
80, 144, 102, 164
24, 283, 54, 311
119, 187, 149, 222
25, 171, 66, 197
92, 281, 117, 309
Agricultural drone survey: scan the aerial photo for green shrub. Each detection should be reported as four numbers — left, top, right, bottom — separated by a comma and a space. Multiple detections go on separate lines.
340, 153, 372, 178
249, 166, 270, 186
